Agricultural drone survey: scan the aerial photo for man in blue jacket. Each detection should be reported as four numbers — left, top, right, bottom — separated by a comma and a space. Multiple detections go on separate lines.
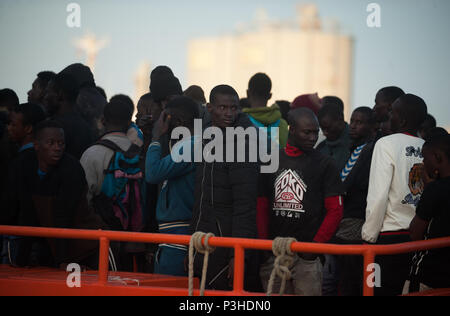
146, 96, 199, 276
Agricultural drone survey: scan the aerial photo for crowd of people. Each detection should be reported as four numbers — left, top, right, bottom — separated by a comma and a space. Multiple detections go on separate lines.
0, 63, 449, 296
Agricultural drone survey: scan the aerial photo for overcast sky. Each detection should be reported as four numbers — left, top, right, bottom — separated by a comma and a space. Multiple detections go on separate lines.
1, 0, 449, 128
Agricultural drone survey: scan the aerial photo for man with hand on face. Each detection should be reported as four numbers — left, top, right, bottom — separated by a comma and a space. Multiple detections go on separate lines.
260, 108, 344, 296
145, 96, 199, 276
190, 85, 259, 291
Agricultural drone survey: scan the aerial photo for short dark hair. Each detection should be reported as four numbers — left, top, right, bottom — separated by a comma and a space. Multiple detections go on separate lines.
396, 94, 428, 130
318, 102, 344, 121
110, 94, 134, 118
378, 86, 405, 104
0, 88, 20, 109
424, 133, 450, 160
150, 66, 174, 82
165, 96, 200, 129
95, 86, 107, 100
248, 73, 272, 99
209, 85, 239, 104
104, 99, 133, 128
353, 107, 376, 126
321, 96, 344, 113
276, 100, 291, 121
421, 114, 437, 129
239, 98, 250, 109
151, 75, 183, 103
139, 93, 153, 101
34, 120, 64, 140
184, 85, 206, 105
424, 127, 448, 142
287, 107, 317, 128
37, 71, 56, 86
51, 73, 80, 103
13, 103, 46, 128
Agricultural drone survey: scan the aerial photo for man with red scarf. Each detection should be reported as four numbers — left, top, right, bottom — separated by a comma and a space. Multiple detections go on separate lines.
260, 107, 344, 296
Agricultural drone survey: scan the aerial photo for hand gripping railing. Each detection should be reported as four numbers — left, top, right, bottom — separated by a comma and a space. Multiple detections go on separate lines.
0, 225, 449, 296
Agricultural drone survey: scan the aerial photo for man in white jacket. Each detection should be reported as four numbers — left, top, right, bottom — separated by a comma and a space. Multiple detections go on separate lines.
362, 94, 428, 296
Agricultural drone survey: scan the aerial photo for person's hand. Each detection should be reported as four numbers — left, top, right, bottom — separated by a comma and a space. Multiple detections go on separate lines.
152, 111, 171, 141
137, 114, 153, 130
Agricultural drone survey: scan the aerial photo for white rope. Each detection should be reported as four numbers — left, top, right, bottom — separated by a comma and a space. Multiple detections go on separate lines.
267, 237, 297, 296
188, 232, 215, 296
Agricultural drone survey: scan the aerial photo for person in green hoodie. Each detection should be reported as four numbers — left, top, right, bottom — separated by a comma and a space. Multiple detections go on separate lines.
243, 73, 288, 149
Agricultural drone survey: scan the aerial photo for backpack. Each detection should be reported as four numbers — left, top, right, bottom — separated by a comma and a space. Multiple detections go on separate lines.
92, 139, 147, 232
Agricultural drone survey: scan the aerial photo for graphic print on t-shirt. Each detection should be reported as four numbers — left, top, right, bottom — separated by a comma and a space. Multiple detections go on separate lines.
273, 169, 307, 219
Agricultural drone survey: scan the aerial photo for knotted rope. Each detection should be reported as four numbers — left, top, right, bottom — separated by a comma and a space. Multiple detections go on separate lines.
188, 232, 215, 296
267, 237, 297, 296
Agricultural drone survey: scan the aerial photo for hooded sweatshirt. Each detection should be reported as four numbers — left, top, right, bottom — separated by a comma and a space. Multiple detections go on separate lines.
243, 104, 288, 149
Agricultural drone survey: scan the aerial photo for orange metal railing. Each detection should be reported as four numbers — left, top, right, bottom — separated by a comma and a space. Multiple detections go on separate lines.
0, 225, 449, 296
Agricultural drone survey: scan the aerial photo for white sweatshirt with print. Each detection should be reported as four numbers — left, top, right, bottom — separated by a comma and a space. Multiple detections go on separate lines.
362, 134, 425, 243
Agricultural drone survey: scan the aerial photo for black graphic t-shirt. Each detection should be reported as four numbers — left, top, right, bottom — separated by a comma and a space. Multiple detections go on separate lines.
265, 149, 344, 242
415, 177, 450, 288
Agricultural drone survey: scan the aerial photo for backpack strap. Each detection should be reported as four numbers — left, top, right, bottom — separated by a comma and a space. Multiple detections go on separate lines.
95, 139, 124, 154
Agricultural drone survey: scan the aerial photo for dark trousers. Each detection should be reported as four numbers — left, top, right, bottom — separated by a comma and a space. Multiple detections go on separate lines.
336, 238, 364, 296
374, 233, 412, 297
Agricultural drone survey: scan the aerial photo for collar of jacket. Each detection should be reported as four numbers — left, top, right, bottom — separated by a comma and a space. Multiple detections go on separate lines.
325, 123, 350, 147
242, 104, 282, 125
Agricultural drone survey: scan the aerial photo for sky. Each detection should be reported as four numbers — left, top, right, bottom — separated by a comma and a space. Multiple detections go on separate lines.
1, 0, 449, 128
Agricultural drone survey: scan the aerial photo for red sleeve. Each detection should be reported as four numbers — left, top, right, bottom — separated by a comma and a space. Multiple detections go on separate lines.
313, 196, 343, 243
256, 197, 269, 240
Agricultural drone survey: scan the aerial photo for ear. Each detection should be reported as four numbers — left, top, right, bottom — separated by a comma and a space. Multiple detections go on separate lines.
435, 150, 443, 164
206, 103, 213, 114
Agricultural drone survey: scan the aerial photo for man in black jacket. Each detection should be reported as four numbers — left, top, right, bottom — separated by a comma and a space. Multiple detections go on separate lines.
190, 85, 259, 291
2, 120, 106, 268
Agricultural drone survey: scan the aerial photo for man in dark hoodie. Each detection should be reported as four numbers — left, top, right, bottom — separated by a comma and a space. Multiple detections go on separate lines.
60, 63, 107, 139
1, 120, 106, 268
190, 85, 259, 291
316, 100, 352, 171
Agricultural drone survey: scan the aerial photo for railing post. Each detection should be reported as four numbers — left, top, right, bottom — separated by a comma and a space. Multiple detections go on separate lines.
363, 250, 376, 297
233, 245, 245, 295
98, 237, 110, 285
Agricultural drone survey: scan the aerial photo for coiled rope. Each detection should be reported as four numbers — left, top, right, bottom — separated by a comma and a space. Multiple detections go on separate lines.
188, 232, 215, 296
267, 237, 297, 296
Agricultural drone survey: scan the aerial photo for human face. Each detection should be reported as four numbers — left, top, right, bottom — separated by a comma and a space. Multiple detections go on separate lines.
373, 92, 391, 123
290, 115, 320, 152
349, 111, 373, 143
42, 81, 60, 117
207, 93, 239, 129
34, 127, 65, 171
319, 115, 344, 142
28, 78, 45, 104
7, 111, 29, 144
137, 98, 161, 128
